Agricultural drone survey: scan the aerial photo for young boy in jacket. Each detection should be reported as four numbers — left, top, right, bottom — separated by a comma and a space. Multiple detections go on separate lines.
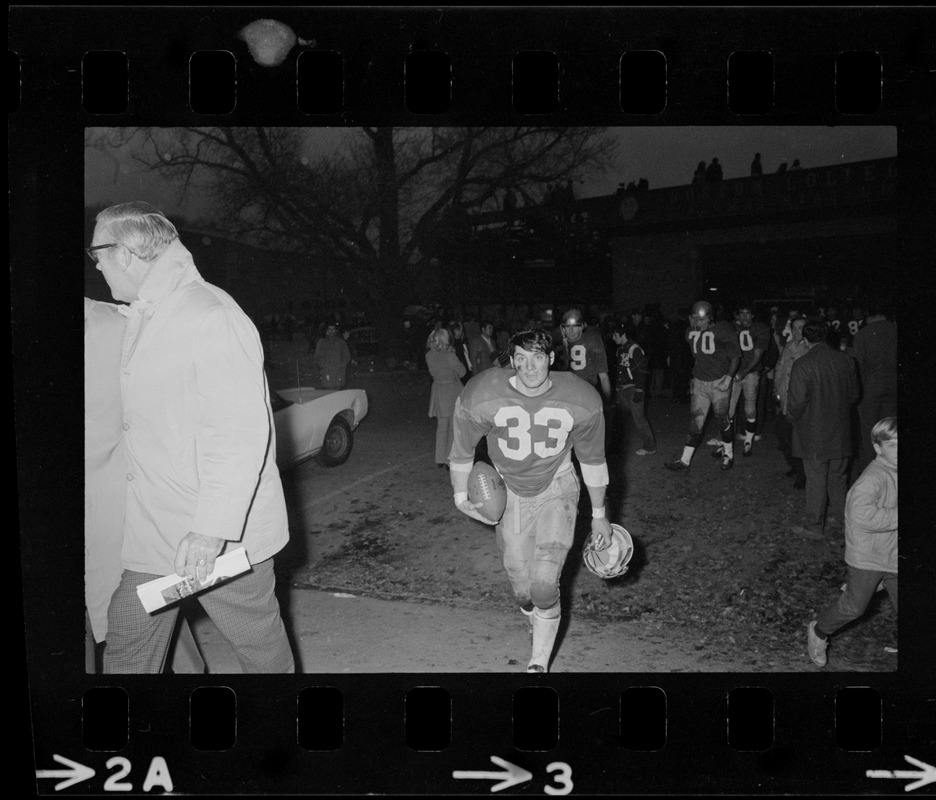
611, 322, 656, 455
807, 417, 898, 666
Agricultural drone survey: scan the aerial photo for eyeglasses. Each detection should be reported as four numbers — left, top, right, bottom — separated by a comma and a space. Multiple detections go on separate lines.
85, 243, 119, 263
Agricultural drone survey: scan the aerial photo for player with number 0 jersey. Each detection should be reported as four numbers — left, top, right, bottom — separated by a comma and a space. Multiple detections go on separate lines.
725, 304, 772, 457
449, 329, 611, 673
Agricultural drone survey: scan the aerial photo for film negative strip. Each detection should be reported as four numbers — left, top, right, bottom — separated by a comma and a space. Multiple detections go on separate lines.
11, 5, 935, 796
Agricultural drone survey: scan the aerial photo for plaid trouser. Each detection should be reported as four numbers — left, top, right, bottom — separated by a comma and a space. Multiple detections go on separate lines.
103, 558, 294, 674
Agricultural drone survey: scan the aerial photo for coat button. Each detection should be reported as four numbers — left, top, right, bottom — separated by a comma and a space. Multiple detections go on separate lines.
126, 473, 133, 481
123, 422, 130, 430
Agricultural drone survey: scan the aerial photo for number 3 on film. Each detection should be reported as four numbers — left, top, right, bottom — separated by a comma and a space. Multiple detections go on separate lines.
104, 756, 173, 792
545, 761, 573, 795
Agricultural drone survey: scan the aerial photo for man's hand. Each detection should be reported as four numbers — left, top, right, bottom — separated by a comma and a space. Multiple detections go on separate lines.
588, 517, 613, 551
174, 532, 226, 583
454, 496, 499, 526
715, 374, 733, 392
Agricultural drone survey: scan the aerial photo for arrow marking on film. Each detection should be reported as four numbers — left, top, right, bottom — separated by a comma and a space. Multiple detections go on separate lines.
453, 756, 533, 792
866, 755, 936, 792
36, 754, 95, 791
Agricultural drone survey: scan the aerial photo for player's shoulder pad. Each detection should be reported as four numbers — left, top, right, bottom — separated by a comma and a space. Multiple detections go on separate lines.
714, 320, 740, 336
459, 365, 511, 404
550, 371, 604, 407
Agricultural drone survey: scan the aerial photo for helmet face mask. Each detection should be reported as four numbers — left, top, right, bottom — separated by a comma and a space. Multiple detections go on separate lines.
690, 300, 714, 331
582, 524, 634, 579
561, 309, 585, 342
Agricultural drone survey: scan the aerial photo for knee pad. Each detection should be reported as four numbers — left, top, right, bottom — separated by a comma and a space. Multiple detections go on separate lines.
531, 598, 561, 620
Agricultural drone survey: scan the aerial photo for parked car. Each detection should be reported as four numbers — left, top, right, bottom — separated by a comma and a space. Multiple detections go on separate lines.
271, 387, 368, 470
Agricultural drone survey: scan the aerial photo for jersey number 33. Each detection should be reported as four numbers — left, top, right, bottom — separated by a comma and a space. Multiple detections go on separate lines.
493, 406, 574, 460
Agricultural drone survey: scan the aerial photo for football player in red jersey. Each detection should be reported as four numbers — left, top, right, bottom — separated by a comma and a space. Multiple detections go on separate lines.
449, 329, 612, 673
665, 300, 742, 472
555, 308, 613, 402
722, 302, 772, 457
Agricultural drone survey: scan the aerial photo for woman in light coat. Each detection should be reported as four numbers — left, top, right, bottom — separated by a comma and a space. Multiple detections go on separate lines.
426, 327, 467, 468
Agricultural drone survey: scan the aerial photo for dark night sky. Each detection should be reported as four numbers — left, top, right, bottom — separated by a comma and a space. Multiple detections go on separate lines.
85, 125, 897, 220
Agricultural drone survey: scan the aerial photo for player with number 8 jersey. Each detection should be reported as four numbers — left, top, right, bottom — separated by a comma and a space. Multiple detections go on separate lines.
449, 329, 611, 673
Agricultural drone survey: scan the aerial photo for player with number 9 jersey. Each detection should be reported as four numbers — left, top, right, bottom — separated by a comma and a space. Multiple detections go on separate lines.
555, 308, 612, 401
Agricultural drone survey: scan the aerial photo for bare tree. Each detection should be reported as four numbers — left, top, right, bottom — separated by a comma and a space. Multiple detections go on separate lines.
91, 126, 617, 356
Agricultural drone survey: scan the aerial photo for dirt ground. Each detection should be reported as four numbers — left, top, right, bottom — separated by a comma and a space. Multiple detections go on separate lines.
244, 336, 897, 674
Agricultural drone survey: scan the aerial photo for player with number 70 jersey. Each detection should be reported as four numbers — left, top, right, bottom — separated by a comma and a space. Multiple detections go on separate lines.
686, 318, 742, 380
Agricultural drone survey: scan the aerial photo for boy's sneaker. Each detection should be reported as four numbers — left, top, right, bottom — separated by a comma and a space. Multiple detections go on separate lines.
807, 621, 828, 666
635, 448, 656, 456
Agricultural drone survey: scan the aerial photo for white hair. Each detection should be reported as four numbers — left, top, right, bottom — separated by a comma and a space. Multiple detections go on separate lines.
96, 201, 179, 263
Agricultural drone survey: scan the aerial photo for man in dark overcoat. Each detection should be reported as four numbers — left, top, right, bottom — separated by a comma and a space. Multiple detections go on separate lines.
787, 320, 860, 540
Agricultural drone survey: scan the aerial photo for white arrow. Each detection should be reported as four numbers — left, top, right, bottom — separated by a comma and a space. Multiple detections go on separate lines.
36, 754, 95, 791
453, 756, 533, 792
867, 755, 936, 792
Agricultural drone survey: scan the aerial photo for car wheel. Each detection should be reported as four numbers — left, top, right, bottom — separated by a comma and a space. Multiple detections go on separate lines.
316, 415, 354, 466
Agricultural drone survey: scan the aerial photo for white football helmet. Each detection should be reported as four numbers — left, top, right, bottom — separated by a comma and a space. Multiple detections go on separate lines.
583, 524, 634, 579
560, 308, 586, 342
690, 300, 714, 331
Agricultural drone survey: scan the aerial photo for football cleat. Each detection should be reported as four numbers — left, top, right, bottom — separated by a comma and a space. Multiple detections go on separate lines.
743, 442, 753, 456
721, 455, 734, 470
711, 447, 724, 458
664, 459, 690, 472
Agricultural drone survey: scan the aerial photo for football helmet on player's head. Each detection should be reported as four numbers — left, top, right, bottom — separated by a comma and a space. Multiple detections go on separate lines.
560, 308, 586, 342
690, 300, 715, 331
583, 524, 634, 579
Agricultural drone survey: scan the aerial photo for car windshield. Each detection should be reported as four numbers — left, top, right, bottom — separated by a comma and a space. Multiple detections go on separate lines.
269, 390, 293, 413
